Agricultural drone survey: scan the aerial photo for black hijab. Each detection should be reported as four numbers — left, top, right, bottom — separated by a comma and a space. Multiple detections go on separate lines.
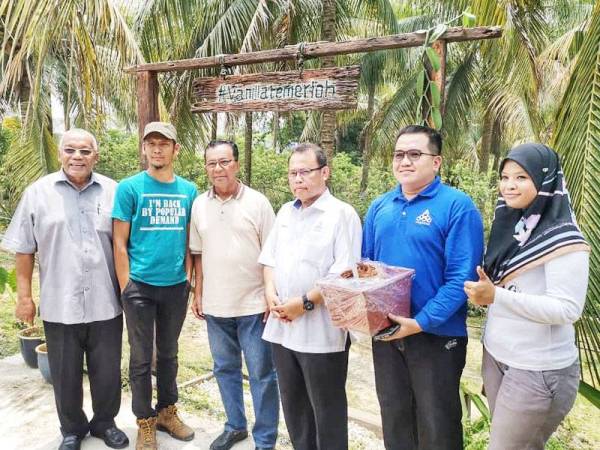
484, 143, 589, 285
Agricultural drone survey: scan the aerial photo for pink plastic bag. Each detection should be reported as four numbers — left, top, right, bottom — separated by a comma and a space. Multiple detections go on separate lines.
316, 261, 414, 336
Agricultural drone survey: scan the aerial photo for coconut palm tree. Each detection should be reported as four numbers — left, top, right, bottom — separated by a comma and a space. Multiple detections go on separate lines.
134, 0, 398, 176
551, 0, 600, 407
0, 0, 143, 205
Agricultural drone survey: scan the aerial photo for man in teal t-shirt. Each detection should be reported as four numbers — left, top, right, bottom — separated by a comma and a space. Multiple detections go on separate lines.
112, 122, 197, 449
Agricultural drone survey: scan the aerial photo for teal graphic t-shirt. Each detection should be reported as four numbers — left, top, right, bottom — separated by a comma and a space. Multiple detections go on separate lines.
112, 171, 198, 286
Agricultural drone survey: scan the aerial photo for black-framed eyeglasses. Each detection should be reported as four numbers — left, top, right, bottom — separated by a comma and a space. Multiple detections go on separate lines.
205, 159, 234, 169
288, 165, 325, 178
63, 147, 95, 156
393, 150, 437, 162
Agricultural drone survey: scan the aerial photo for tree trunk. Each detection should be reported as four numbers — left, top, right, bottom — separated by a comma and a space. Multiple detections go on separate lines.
17, 71, 31, 121
244, 112, 253, 186
359, 138, 372, 195
64, 102, 70, 131
319, 0, 336, 162
479, 112, 493, 173
360, 83, 376, 194
490, 118, 502, 175
272, 112, 280, 153
211, 112, 218, 141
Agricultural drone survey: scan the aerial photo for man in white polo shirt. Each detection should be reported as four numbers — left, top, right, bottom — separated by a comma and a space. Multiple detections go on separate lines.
259, 143, 362, 450
189, 140, 279, 450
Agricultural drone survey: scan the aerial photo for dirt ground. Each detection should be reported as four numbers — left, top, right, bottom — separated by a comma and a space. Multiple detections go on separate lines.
0, 352, 259, 450
1, 299, 597, 450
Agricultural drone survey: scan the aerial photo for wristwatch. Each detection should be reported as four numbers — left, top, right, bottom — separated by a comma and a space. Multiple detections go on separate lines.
302, 293, 315, 311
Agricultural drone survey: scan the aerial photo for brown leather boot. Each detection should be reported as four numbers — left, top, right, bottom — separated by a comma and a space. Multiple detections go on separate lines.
157, 404, 195, 441
135, 416, 157, 450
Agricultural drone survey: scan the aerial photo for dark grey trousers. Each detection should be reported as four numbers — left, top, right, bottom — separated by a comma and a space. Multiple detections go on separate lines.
483, 347, 580, 450
271, 341, 350, 450
44, 315, 123, 438
122, 279, 190, 419
372, 332, 467, 450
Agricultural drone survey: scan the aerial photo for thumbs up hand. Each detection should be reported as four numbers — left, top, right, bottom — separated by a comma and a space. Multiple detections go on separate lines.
464, 265, 495, 306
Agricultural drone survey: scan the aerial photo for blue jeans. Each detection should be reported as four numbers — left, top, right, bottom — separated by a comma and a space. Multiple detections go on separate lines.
205, 313, 279, 447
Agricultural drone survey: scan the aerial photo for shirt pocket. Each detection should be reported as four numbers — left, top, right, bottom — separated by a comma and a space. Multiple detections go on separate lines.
300, 224, 333, 271
95, 206, 114, 233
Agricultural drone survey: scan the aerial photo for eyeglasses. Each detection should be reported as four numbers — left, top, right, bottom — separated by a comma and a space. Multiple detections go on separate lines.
393, 150, 437, 162
63, 148, 95, 156
288, 166, 325, 179
205, 159, 234, 169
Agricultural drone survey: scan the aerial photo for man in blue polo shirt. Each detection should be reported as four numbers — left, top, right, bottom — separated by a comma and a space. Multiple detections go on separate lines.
362, 125, 484, 450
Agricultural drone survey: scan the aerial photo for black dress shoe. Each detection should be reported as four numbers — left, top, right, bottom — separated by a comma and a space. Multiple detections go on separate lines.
91, 426, 129, 449
58, 434, 83, 450
209, 430, 248, 450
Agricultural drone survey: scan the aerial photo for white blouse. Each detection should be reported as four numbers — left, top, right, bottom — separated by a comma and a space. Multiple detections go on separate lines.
484, 250, 589, 371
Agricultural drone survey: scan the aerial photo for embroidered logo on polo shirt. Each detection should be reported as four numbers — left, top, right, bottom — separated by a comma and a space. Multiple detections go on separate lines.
415, 209, 432, 226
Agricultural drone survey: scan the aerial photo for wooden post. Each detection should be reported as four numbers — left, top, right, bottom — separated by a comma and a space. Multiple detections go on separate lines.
136, 71, 160, 168
427, 40, 447, 128
136, 71, 159, 372
244, 112, 253, 186
320, 0, 337, 161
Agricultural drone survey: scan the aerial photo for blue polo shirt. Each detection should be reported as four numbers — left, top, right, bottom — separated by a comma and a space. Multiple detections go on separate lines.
362, 177, 484, 337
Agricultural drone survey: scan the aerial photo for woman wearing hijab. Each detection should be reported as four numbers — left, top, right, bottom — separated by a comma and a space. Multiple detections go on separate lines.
464, 143, 590, 450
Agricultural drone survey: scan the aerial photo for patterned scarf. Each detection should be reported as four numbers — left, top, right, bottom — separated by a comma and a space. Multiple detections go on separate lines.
484, 143, 589, 285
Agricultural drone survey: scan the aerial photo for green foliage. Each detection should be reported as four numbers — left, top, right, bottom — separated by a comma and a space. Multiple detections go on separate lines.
579, 381, 600, 409
279, 113, 306, 150
175, 150, 208, 191
239, 146, 292, 213
0, 118, 21, 222
330, 153, 396, 219
463, 12, 476, 28
0, 123, 13, 163
0, 267, 16, 295
551, 0, 600, 399
0, 267, 8, 294
337, 116, 367, 164
442, 160, 497, 236
461, 383, 491, 449
95, 130, 140, 181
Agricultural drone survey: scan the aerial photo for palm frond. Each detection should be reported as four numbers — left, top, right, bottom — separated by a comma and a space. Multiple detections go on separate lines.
551, 0, 600, 400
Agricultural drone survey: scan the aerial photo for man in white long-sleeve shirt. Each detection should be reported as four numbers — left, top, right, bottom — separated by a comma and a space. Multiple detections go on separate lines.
259, 143, 362, 450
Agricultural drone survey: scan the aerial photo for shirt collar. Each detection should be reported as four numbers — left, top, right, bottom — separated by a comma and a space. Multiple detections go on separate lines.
55, 169, 98, 191
293, 188, 332, 211
208, 180, 245, 201
394, 176, 441, 201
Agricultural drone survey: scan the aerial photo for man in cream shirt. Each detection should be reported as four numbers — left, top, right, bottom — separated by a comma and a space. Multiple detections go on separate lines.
259, 143, 362, 450
189, 140, 279, 450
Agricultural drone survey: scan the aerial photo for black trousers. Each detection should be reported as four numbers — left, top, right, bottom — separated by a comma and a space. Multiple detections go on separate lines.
122, 279, 190, 419
43, 315, 123, 438
271, 341, 350, 450
372, 333, 467, 450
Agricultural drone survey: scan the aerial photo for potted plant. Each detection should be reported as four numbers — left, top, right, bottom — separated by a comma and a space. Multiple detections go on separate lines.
17, 325, 45, 368
35, 343, 52, 384
2, 266, 45, 367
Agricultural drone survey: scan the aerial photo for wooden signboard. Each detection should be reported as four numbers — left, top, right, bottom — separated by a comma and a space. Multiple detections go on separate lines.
191, 66, 360, 113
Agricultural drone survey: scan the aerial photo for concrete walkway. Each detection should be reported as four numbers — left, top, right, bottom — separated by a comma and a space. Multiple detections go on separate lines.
0, 354, 256, 450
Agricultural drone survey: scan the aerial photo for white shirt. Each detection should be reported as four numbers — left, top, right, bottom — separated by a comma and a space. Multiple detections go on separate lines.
189, 184, 275, 317
484, 250, 589, 370
259, 190, 362, 353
